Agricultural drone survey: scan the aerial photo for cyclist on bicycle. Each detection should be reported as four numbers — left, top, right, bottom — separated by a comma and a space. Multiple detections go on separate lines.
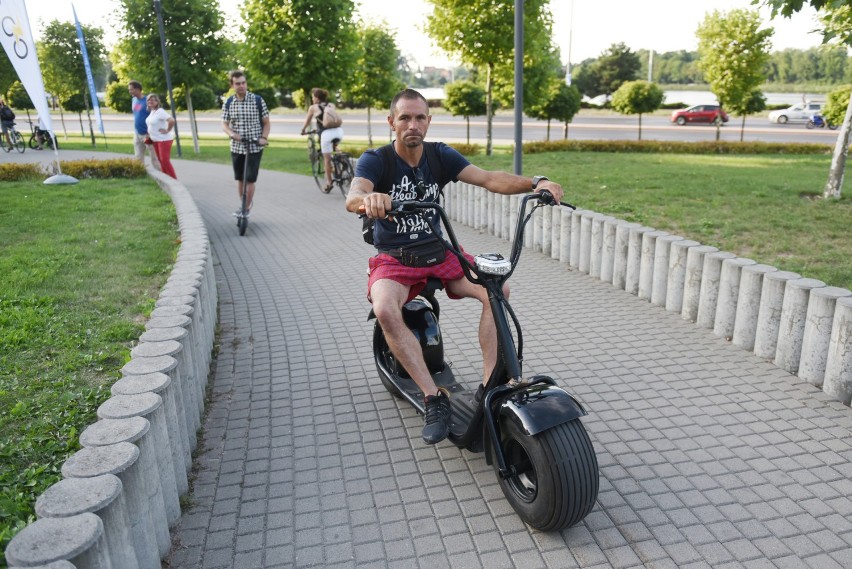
0, 99, 15, 149
300, 88, 344, 192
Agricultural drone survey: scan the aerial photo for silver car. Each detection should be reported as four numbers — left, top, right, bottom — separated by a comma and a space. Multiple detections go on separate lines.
768, 103, 821, 124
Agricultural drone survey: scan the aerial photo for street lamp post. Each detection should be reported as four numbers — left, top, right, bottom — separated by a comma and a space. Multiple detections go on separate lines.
153, 0, 181, 156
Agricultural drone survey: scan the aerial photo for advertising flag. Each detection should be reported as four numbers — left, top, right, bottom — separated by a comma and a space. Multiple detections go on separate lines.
0, 0, 53, 133
72, 4, 104, 135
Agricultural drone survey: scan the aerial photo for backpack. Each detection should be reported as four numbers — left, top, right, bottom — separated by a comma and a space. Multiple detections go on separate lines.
0, 106, 14, 121
362, 142, 447, 245
224, 93, 264, 118
321, 103, 343, 129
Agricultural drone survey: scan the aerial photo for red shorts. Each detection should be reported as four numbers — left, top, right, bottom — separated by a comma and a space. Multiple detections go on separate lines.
367, 249, 475, 303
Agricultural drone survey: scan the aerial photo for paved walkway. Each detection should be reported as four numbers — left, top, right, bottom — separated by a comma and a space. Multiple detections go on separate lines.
12, 149, 852, 568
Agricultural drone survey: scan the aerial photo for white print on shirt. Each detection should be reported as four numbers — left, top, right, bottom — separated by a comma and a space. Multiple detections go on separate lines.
388, 174, 440, 236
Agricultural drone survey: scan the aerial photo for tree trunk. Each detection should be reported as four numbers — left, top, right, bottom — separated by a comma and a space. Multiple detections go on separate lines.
186, 86, 200, 154
563, 122, 569, 140
546, 119, 551, 141
823, 90, 852, 199
638, 114, 643, 141
465, 116, 470, 145
367, 107, 373, 147
740, 115, 746, 142
486, 63, 493, 156
715, 120, 721, 142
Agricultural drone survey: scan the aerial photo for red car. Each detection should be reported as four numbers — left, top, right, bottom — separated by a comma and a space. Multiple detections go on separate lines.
671, 104, 729, 126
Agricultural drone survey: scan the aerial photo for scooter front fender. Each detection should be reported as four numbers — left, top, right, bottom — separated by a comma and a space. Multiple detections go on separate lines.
498, 384, 587, 437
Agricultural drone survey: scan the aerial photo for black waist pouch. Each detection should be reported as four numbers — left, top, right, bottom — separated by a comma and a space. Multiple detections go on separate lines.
387, 239, 446, 268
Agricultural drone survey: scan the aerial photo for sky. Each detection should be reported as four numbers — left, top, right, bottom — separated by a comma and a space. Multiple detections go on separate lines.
24, 0, 825, 69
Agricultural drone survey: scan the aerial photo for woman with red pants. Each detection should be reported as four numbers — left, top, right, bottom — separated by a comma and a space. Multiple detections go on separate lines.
145, 94, 177, 179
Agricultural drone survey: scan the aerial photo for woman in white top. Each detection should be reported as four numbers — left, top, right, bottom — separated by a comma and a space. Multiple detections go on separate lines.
145, 94, 177, 179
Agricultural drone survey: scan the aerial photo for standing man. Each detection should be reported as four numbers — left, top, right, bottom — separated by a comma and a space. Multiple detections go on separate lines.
128, 81, 161, 171
222, 70, 270, 217
345, 89, 563, 444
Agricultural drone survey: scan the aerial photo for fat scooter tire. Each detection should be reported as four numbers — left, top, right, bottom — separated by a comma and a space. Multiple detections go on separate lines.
494, 417, 599, 531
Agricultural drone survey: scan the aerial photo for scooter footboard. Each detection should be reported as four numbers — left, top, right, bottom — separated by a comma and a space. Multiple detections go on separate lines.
498, 384, 587, 437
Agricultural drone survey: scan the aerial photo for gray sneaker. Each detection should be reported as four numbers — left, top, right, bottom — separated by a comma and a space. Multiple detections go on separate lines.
422, 389, 451, 444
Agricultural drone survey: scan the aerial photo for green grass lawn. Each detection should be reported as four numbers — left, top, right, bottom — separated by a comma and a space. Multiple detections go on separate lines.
0, 177, 177, 563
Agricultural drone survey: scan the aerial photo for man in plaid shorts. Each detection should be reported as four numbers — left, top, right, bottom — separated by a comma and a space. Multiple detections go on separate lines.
222, 70, 270, 217
346, 89, 563, 445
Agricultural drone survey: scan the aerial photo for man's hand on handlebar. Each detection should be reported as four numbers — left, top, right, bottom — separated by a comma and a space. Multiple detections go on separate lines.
534, 180, 564, 205
360, 193, 393, 219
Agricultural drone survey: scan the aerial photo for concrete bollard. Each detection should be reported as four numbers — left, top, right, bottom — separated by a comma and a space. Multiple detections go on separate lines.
681, 245, 719, 322
753, 271, 802, 360
550, 206, 562, 260
474, 186, 484, 230
95, 395, 179, 549
486, 191, 495, 236
578, 212, 597, 273
499, 194, 510, 240
713, 258, 756, 340
5, 513, 110, 569
78, 417, 167, 568
35, 475, 139, 569
589, 215, 613, 279
626, 226, 654, 296
665, 239, 700, 314
798, 287, 852, 386
600, 217, 620, 284
508, 195, 520, 245
696, 251, 736, 329
651, 235, 683, 306
559, 208, 572, 264
139, 326, 201, 425
62, 443, 158, 566
126, 346, 195, 458
638, 230, 669, 301
612, 222, 640, 291
731, 264, 778, 351
775, 278, 826, 374
533, 206, 544, 252
541, 206, 552, 257
8, 561, 76, 569
569, 209, 585, 268
824, 297, 852, 405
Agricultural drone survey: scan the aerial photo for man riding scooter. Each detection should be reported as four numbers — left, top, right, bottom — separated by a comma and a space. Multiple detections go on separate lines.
345, 88, 563, 444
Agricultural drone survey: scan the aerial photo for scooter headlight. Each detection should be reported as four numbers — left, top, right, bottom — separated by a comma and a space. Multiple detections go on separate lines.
475, 253, 511, 275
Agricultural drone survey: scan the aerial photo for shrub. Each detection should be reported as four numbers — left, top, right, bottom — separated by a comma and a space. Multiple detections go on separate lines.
59, 159, 148, 179
0, 163, 44, 182
171, 85, 219, 111
104, 81, 132, 113
448, 143, 481, 156
522, 139, 832, 156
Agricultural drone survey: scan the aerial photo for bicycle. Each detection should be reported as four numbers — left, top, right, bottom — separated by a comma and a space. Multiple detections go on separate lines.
304, 130, 354, 198
1, 122, 26, 153
27, 121, 57, 150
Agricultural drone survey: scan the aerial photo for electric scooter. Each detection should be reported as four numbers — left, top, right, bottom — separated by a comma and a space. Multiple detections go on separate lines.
368, 192, 599, 531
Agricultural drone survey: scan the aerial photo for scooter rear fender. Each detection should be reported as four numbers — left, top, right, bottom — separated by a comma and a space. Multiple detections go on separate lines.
498, 383, 587, 437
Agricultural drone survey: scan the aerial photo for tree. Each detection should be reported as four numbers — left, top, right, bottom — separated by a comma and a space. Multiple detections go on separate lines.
444, 80, 487, 144
104, 81, 131, 113
114, 0, 230, 152
696, 9, 772, 141
6, 81, 33, 110
241, 0, 359, 103
610, 80, 664, 140
760, 0, 852, 198
595, 43, 641, 97
347, 24, 404, 146
427, 0, 554, 155
735, 90, 768, 142
528, 81, 581, 141
0, 57, 18, 98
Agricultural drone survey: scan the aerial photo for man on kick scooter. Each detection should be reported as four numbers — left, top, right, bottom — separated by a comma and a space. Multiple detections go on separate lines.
345, 88, 563, 444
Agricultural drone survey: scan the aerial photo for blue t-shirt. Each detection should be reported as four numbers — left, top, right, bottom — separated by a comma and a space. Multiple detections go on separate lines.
132, 96, 150, 135
356, 142, 470, 250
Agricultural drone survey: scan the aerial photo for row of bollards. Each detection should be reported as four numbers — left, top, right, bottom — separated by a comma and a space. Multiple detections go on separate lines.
6, 170, 218, 569
444, 183, 852, 406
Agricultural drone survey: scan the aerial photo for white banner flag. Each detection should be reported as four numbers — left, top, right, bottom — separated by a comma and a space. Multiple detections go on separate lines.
0, 0, 54, 133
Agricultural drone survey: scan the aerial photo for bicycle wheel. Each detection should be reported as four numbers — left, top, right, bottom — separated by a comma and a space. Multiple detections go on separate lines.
309, 140, 324, 191
29, 133, 39, 149
336, 154, 354, 197
13, 131, 25, 153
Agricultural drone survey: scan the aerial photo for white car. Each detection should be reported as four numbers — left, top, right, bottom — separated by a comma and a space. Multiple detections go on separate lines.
768, 103, 821, 124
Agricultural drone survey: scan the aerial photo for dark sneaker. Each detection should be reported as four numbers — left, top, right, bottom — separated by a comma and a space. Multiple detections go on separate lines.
422, 389, 451, 444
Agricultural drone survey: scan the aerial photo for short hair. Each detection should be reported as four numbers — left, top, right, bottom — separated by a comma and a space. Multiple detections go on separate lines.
146, 94, 160, 104
229, 70, 246, 84
128, 80, 142, 90
312, 88, 328, 103
390, 89, 428, 117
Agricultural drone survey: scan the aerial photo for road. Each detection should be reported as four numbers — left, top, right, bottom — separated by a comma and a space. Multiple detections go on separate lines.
48, 109, 842, 147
